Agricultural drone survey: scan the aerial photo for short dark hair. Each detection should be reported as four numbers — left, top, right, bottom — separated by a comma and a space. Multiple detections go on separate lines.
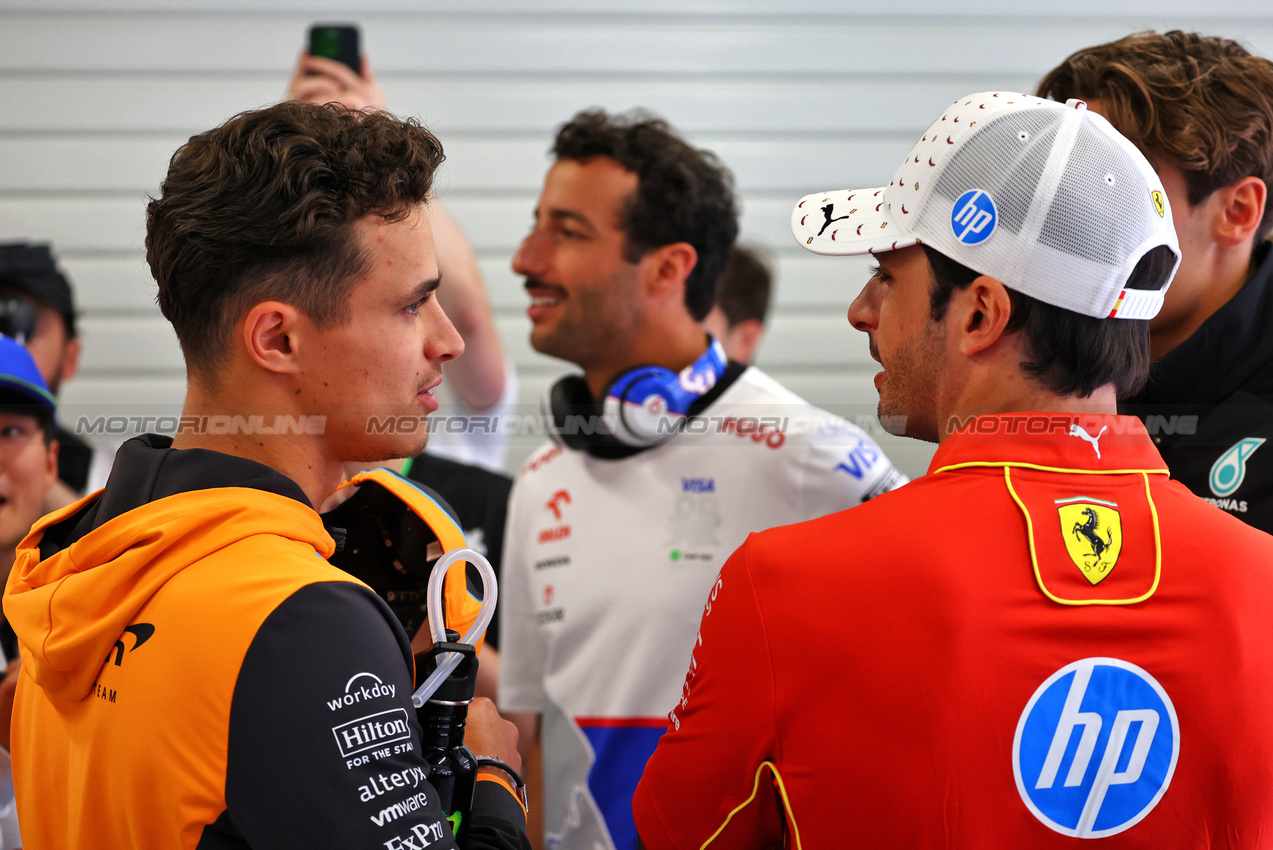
1038, 30, 1273, 242
552, 109, 738, 321
715, 245, 773, 328
0, 243, 78, 338
146, 102, 445, 385
0, 397, 54, 445
922, 244, 1176, 399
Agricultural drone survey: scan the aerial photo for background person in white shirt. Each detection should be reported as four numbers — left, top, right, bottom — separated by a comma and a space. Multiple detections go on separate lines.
498, 108, 906, 850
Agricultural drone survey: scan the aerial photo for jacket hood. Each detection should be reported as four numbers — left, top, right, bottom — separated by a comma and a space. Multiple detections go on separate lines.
3, 435, 333, 702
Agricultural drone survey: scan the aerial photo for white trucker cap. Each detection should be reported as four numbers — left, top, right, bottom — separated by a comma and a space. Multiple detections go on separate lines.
791, 92, 1181, 319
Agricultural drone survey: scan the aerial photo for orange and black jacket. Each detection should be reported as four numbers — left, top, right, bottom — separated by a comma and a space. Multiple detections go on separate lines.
3, 435, 527, 849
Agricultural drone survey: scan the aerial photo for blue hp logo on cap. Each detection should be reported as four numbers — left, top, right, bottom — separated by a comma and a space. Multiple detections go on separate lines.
951, 189, 997, 244
1013, 658, 1179, 838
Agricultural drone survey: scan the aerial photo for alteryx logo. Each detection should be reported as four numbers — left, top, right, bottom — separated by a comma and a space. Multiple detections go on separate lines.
1209, 438, 1265, 497
1013, 658, 1179, 838
951, 189, 997, 244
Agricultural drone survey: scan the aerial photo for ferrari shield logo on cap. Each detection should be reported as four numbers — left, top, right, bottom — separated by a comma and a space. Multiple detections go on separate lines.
1056, 499, 1122, 585
1151, 190, 1165, 219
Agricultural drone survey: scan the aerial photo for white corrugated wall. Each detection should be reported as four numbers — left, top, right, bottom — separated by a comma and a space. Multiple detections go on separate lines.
1, 0, 1270, 477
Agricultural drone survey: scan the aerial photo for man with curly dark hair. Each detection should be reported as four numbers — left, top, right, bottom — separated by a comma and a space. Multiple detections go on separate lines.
4, 102, 528, 850
497, 109, 905, 849
1039, 31, 1273, 531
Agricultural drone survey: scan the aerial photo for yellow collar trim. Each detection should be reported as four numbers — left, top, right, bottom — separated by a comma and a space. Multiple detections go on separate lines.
933, 460, 1169, 477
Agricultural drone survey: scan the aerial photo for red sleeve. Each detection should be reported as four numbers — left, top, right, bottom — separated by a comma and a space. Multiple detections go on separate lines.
633, 535, 786, 850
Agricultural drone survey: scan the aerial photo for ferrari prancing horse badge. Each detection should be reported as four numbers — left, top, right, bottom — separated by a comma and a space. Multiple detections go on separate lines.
1056, 498, 1122, 585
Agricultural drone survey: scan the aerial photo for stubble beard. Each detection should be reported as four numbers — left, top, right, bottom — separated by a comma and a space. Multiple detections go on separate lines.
875, 323, 944, 444
530, 270, 643, 374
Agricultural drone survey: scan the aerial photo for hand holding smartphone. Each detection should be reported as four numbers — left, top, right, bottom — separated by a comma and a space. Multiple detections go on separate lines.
289, 23, 385, 112
308, 24, 361, 76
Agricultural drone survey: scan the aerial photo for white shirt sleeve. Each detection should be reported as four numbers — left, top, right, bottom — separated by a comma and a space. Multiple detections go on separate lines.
796, 418, 909, 517
496, 473, 549, 713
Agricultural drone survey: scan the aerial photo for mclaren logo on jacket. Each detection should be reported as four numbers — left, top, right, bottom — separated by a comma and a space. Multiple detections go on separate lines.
108, 623, 155, 667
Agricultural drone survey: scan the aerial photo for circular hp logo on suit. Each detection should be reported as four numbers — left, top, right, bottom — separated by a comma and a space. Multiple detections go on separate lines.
1013, 657, 1179, 838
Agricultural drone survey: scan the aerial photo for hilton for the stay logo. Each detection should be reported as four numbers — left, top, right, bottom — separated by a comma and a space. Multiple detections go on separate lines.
332, 708, 412, 759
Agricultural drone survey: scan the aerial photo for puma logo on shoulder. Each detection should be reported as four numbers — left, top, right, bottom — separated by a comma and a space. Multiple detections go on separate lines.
1069, 424, 1108, 459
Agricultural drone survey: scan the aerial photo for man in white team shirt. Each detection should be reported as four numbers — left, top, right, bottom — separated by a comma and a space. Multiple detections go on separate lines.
498, 108, 907, 850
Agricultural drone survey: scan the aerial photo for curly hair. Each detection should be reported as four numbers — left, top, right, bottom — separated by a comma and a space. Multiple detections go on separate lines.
1038, 30, 1273, 241
146, 102, 445, 384
552, 109, 738, 321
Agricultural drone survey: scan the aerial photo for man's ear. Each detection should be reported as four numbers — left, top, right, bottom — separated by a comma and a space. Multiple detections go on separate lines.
59, 336, 81, 387
1212, 176, 1268, 247
726, 319, 766, 364
640, 242, 698, 301
950, 276, 1013, 356
45, 438, 59, 488
242, 301, 302, 374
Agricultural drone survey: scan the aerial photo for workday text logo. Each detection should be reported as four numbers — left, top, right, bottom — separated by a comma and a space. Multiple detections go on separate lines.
1013, 658, 1178, 838
327, 672, 397, 712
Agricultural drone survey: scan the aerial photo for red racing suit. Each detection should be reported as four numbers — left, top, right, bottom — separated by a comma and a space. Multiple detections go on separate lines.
636, 414, 1273, 848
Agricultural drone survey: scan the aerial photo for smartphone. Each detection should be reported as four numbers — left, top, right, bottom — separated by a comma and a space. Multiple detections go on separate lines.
309, 24, 361, 75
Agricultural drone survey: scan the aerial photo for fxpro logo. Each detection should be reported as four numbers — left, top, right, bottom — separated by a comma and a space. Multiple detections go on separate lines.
1013, 658, 1179, 838
382, 821, 447, 850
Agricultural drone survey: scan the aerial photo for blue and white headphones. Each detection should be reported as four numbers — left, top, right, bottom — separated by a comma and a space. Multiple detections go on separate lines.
543, 337, 728, 451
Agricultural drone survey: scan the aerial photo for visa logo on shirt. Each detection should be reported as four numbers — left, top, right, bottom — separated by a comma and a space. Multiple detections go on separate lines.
681, 478, 715, 493
835, 439, 880, 479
